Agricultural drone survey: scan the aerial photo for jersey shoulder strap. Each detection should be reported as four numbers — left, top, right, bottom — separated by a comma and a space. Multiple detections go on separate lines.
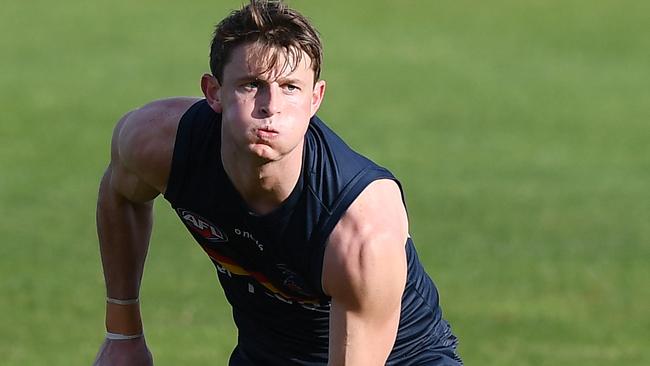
302, 116, 402, 292
164, 99, 220, 203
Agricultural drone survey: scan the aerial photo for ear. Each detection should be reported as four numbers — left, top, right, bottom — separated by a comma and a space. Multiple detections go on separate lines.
201, 73, 223, 113
310, 79, 327, 117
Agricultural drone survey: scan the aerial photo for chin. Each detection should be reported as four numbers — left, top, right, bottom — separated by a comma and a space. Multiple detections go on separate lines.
249, 144, 281, 162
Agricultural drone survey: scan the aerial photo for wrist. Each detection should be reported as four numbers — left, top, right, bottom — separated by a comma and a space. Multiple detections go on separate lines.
106, 296, 139, 305
105, 296, 143, 335
106, 331, 144, 340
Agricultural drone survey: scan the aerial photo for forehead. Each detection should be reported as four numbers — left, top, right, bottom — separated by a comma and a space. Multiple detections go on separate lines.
223, 42, 315, 83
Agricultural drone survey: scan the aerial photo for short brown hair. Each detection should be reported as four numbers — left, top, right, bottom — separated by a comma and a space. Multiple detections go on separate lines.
209, 0, 323, 84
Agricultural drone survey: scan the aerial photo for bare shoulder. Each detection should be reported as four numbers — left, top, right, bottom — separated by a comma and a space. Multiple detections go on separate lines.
113, 97, 201, 193
322, 179, 408, 301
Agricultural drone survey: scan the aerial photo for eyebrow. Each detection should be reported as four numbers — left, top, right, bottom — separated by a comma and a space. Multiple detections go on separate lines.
234, 75, 304, 85
233, 75, 262, 83
277, 77, 303, 85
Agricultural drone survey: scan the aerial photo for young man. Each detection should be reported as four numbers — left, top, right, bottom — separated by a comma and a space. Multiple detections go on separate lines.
93, 1, 462, 365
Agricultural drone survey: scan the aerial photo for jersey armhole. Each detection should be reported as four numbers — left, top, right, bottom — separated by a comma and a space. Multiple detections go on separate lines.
163, 99, 205, 203
308, 166, 400, 296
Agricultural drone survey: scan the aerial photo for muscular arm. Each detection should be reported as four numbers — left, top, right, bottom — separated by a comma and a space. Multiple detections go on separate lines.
94, 98, 198, 365
322, 179, 409, 366
97, 114, 159, 334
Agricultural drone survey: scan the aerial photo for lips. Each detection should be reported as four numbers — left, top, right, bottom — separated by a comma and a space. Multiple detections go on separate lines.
256, 127, 279, 140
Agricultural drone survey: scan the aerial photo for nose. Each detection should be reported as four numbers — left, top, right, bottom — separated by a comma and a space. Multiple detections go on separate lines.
259, 83, 282, 117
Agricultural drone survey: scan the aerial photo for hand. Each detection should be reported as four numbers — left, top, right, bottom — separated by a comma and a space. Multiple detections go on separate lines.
92, 337, 153, 366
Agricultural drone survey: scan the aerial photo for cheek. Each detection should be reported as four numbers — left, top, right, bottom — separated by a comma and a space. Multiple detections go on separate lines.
223, 105, 245, 124
223, 99, 253, 127
288, 93, 313, 110
222, 110, 254, 142
223, 90, 254, 113
286, 117, 311, 142
285, 95, 314, 120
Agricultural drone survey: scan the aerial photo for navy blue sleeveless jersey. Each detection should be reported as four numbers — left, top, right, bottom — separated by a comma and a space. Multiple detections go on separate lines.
164, 100, 462, 365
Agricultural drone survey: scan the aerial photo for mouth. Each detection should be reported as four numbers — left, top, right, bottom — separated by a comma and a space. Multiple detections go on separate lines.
255, 127, 279, 140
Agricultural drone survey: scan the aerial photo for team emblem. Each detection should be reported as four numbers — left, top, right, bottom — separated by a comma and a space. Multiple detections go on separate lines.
177, 208, 228, 243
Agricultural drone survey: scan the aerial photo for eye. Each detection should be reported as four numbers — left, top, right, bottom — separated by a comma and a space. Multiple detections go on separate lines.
243, 81, 259, 90
284, 84, 300, 93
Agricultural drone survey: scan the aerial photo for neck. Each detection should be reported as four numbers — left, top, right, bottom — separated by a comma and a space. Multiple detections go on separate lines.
221, 143, 303, 215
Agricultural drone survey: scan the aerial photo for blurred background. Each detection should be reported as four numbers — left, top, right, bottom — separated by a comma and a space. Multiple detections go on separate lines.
1, 0, 648, 364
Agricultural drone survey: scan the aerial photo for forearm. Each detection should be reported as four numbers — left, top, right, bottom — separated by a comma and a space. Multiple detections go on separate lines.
97, 169, 154, 333
327, 301, 400, 366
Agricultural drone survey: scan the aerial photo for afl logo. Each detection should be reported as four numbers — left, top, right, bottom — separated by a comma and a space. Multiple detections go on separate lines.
177, 209, 228, 243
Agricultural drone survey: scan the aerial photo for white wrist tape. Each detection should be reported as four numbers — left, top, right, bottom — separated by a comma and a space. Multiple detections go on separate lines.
106, 331, 144, 340
106, 297, 139, 305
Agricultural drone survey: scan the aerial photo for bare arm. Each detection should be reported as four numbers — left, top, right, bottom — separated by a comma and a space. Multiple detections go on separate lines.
93, 98, 198, 365
322, 179, 409, 366
97, 117, 160, 330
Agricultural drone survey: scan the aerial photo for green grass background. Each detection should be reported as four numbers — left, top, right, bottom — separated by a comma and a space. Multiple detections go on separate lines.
1, 0, 648, 364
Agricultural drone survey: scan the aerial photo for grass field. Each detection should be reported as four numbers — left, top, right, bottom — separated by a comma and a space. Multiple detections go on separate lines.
1, 0, 649, 364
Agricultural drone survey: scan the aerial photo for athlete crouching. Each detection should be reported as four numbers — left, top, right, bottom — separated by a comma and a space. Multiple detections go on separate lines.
93, 1, 462, 365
